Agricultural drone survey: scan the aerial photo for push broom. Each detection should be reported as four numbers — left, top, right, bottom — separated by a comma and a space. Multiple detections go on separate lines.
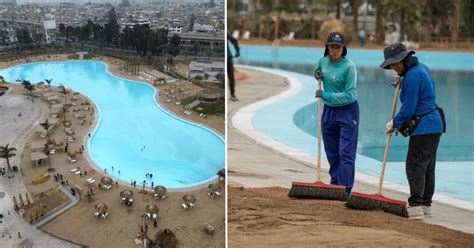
345, 76, 408, 217
288, 70, 346, 201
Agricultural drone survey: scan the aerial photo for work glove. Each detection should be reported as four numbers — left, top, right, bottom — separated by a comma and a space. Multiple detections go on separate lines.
315, 89, 323, 98
315, 69, 323, 81
386, 120, 395, 134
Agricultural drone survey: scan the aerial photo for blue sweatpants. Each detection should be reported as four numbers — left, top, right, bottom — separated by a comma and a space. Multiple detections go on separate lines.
321, 101, 359, 195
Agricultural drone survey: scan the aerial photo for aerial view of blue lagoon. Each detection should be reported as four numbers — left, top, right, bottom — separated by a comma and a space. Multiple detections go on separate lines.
236, 45, 474, 202
0, 61, 224, 189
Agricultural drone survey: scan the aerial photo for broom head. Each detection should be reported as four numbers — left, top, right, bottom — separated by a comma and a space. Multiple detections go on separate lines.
288, 181, 347, 201
346, 192, 408, 217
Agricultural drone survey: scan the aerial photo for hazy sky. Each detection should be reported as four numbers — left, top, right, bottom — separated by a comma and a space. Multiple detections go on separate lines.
12, 0, 213, 4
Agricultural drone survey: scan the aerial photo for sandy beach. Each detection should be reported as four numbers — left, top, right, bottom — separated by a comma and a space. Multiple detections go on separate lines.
0, 55, 224, 247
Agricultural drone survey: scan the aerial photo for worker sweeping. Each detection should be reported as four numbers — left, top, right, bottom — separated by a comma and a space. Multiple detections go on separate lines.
380, 43, 446, 219
315, 32, 359, 198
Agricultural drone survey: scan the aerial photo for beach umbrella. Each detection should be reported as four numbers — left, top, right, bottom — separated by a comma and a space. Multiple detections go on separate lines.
54, 141, 64, 147
182, 194, 196, 204
95, 203, 108, 212
154, 186, 167, 195
208, 184, 221, 193
120, 190, 133, 198
100, 177, 113, 185
145, 204, 159, 214
63, 121, 71, 127
67, 151, 77, 157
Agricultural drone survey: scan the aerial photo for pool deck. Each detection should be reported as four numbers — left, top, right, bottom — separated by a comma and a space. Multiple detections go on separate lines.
228, 67, 474, 234
0, 87, 80, 247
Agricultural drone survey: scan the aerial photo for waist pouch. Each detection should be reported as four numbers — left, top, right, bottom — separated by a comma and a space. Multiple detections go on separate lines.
398, 106, 446, 137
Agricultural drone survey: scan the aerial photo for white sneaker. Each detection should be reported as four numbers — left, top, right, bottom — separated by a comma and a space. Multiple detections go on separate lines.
422, 206, 432, 217
407, 206, 424, 220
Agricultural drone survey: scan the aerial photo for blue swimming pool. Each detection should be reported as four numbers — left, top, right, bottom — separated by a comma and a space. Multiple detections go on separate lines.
236, 45, 474, 202
0, 61, 224, 188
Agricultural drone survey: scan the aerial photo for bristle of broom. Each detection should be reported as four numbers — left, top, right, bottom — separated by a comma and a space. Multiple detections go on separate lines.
288, 182, 346, 201
345, 194, 408, 218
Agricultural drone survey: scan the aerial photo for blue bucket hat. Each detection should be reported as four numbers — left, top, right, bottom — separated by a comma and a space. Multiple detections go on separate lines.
380, 43, 415, 69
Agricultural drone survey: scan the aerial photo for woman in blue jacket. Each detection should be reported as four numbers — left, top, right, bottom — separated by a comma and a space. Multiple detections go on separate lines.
381, 43, 445, 219
315, 32, 359, 198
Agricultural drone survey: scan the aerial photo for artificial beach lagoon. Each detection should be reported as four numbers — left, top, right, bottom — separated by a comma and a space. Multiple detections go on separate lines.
0, 60, 225, 188
0, 57, 225, 247
235, 45, 474, 203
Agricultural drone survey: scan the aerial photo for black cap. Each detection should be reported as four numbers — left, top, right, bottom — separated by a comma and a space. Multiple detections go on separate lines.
326, 32, 345, 46
324, 32, 347, 57
380, 43, 415, 69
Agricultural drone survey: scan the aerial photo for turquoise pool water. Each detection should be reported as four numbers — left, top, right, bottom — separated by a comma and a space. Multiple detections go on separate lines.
236, 45, 474, 202
0, 61, 224, 189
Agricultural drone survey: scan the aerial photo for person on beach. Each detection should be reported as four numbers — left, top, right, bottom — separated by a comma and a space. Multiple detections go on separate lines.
315, 32, 359, 198
227, 32, 240, 101
380, 43, 445, 219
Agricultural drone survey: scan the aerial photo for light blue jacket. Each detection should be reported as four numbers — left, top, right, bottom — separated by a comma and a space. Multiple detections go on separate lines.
316, 56, 358, 107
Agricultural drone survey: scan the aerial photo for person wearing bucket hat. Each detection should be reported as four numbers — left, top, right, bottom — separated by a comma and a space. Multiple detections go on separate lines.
315, 32, 359, 198
381, 43, 446, 219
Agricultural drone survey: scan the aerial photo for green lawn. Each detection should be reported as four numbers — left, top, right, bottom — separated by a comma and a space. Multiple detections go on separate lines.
67, 54, 79, 59
83, 53, 96, 60
180, 95, 224, 115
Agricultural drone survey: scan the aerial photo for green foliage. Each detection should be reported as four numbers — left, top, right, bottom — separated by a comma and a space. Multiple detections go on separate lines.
181, 95, 198, 106
68, 54, 79, 59
194, 101, 224, 115
83, 53, 96, 60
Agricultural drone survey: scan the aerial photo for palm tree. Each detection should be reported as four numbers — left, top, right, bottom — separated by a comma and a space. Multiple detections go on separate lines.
61, 106, 69, 122
43, 143, 52, 170
40, 118, 51, 135
45, 79, 52, 91
0, 144, 17, 172
59, 84, 68, 105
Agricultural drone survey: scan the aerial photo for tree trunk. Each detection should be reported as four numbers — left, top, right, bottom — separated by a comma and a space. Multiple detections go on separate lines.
399, 7, 405, 42
375, 1, 385, 44
424, 0, 433, 46
336, 0, 341, 19
450, 0, 461, 48
353, 0, 361, 43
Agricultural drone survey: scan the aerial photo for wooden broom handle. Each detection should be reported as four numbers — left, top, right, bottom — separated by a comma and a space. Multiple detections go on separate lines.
377, 77, 402, 195
317, 78, 323, 181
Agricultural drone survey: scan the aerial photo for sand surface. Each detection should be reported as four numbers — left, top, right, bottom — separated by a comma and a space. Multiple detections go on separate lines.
228, 187, 474, 248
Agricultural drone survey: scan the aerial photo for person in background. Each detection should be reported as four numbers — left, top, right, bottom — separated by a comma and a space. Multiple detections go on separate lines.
227, 32, 240, 101
358, 29, 366, 47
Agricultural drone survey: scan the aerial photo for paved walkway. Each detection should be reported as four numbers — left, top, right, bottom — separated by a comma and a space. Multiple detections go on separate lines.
228, 68, 474, 234
0, 88, 80, 247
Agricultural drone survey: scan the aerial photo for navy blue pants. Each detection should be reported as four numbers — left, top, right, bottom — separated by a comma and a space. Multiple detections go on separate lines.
321, 101, 359, 195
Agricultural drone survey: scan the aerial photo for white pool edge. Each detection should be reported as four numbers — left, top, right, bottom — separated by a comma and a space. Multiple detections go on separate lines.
232, 65, 474, 212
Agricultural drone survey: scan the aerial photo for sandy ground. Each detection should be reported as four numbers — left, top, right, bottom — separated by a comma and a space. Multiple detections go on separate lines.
229, 187, 474, 248
227, 69, 474, 247
1, 55, 225, 247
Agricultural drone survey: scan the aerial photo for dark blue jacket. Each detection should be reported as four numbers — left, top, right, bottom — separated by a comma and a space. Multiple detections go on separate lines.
394, 62, 443, 136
